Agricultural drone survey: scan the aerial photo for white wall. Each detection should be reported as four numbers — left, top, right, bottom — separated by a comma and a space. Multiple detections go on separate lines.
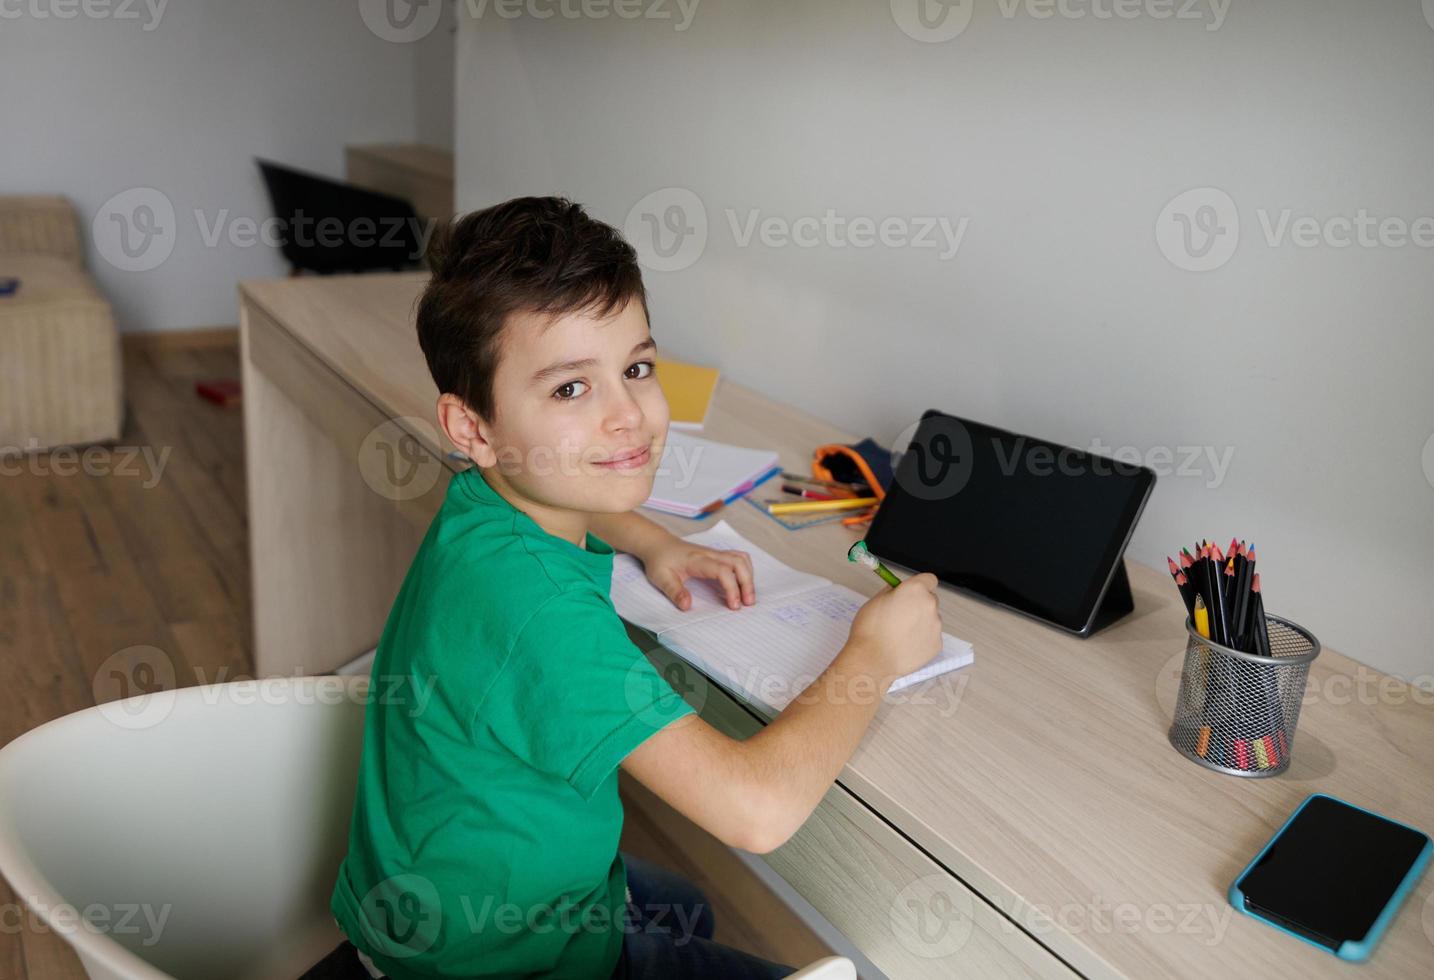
455, 0, 1434, 685
416, 2, 458, 151
2, 0, 454, 332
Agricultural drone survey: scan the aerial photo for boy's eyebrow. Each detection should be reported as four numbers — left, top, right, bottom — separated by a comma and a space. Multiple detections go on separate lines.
529, 337, 657, 387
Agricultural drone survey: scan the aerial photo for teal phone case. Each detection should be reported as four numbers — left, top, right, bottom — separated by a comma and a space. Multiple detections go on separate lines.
1228, 792, 1432, 962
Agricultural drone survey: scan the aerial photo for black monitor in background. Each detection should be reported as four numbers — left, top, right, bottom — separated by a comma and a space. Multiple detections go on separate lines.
255, 158, 425, 275
865, 410, 1156, 637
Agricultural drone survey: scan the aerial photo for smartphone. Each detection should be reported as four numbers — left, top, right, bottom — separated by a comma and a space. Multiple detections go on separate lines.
1230, 793, 1431, 961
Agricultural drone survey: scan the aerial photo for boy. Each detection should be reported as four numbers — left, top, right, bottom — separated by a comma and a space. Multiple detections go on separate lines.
328, 197, 942, 979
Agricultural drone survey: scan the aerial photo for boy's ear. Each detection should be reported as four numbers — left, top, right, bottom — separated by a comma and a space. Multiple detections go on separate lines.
436, 393, 497, 467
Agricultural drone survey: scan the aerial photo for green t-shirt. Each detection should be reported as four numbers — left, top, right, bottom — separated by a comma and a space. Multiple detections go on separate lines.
331, 467, 694, 979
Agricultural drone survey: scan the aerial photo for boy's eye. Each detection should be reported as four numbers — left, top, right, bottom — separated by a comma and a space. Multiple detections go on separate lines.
626, 360, 655, 380
553, 380, 589, 401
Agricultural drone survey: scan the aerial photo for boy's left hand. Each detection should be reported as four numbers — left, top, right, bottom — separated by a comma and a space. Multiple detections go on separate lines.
641, 540, 755, 611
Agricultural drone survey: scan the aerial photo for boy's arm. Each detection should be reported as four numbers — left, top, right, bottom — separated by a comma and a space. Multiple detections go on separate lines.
587, 510, 675, 562
623, 572, 940, 853
622, 635, 895, 854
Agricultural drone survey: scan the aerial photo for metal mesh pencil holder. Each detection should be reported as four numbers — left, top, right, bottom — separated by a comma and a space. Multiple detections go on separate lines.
1167, 615, 1320, 778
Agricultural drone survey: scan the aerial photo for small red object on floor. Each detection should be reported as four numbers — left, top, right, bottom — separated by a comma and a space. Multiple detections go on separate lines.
196, 378, 242, 407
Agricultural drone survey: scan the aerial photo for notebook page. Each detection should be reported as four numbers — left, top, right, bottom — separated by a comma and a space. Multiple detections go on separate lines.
654, 582, 973, 713
644, 431, 779, 513
610, 519, 830, 635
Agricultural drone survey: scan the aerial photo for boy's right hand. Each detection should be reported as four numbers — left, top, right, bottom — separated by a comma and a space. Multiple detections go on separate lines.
846, 572, 944, 682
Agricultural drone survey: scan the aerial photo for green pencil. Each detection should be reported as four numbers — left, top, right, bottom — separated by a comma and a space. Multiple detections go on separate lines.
847, 539, 901, 588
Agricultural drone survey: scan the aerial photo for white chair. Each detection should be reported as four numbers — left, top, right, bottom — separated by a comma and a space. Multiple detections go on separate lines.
0, 676, 856, 980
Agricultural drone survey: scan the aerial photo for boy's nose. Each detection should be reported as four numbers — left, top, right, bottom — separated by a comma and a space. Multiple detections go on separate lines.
603, 388, 644, 431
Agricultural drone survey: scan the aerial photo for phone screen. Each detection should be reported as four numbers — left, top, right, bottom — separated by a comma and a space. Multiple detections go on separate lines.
1238, 795, 1430, 949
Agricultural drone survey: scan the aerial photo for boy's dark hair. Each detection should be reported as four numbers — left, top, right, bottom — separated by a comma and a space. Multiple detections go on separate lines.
416, 196, 647, 422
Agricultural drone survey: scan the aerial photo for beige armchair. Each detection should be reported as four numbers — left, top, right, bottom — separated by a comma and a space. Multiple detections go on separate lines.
0, 195, 124, 451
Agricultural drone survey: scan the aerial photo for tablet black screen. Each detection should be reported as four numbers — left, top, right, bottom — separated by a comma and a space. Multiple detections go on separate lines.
866, 411, 1154, 633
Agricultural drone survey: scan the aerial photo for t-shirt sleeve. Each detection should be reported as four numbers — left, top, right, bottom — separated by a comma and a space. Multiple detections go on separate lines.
478, 590, 696, 800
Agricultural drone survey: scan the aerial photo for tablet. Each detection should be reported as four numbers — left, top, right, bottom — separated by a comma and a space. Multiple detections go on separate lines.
1230, 794, 1432, 961
865, 410, 1155, 636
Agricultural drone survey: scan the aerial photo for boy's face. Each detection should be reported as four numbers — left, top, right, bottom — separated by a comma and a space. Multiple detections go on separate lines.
476, 297, 669, 515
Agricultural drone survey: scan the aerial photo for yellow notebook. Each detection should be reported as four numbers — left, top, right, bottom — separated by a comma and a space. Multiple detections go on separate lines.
655, 357, 720, 430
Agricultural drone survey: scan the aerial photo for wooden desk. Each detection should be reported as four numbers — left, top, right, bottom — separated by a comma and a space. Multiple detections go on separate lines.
239, 273, 1434, 979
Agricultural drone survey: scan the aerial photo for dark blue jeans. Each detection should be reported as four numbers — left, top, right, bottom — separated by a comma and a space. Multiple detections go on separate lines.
610, 853, 794, 980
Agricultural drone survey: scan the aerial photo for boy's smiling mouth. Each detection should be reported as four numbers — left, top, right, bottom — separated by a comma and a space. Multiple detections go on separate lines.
594, 442, 653, 471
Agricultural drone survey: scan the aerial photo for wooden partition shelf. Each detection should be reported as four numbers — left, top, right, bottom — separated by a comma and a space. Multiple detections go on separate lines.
240, 273, 1434, 979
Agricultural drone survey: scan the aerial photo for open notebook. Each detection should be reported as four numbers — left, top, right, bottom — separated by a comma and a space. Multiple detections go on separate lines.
641, 431, 780, 518
609, 521, 974, 713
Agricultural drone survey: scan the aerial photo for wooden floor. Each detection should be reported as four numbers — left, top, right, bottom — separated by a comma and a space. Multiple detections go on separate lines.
0, 336, 829, 978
